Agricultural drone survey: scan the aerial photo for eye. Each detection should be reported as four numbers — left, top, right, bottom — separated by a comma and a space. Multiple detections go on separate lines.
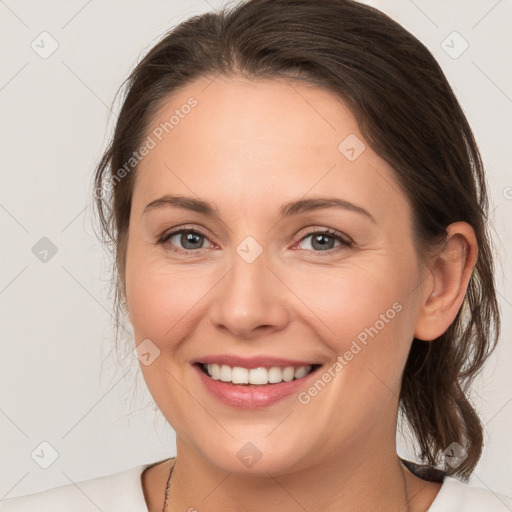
158, 226, 352, 255
159, 228, 213, 253
295, 228, 352, 253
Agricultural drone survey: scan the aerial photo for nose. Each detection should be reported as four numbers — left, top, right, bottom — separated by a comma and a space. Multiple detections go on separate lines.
208, 248, 290, 340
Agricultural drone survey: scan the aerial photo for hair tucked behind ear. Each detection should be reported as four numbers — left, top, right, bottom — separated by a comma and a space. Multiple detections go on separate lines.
92, 0, 500, 480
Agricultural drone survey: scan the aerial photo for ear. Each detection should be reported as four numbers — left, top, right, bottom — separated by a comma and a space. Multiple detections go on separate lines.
414, 222, 478, 341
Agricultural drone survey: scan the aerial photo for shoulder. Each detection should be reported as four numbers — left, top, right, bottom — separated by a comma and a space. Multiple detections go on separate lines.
429, 476, 512, 511
0, 463, 152, 512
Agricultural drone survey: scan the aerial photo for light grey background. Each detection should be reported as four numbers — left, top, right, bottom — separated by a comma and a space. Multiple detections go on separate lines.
1, 0, 511, 501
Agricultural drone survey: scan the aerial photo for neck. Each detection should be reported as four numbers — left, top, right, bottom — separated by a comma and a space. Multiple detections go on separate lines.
167, 434, 415, 512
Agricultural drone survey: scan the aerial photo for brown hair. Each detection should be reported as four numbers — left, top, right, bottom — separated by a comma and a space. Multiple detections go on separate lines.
92, 0, 500, 480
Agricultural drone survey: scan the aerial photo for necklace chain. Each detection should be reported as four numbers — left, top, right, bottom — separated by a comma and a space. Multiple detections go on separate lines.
162, 457, 412, 512
162, 458, 175, 512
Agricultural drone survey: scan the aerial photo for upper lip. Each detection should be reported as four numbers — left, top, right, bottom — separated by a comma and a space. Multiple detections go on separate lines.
195, 355, 320, 369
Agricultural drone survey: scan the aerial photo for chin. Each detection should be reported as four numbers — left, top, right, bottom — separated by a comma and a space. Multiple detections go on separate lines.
189, 431, 316, 477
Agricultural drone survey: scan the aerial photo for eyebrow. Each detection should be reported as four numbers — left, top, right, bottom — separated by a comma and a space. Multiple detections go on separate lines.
143, 194, 376, 223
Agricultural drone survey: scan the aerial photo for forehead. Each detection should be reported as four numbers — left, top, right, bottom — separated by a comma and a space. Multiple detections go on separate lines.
145, 76, 358, 167
132, 75, 409, 222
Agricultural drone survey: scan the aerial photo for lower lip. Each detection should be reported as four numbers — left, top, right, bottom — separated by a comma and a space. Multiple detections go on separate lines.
193, 364, 320, 409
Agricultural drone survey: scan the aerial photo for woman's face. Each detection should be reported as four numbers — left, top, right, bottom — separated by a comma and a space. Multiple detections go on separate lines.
125, 75, 427, 475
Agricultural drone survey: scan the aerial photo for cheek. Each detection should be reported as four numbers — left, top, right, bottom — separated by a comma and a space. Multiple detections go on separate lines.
287, 254, 419, 407
288, 260, 419, 432
125, 245, 215, 346
290, 257, 416, 346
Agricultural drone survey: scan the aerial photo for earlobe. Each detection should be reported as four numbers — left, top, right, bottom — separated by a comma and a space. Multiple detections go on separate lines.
414, 222, 478, 341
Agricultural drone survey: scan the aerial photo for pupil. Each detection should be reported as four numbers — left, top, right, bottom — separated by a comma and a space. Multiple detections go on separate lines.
312, 234, 334, 251
182, 232, 202, 249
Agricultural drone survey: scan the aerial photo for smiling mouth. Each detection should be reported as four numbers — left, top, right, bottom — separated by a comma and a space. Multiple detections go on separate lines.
196, 362, 321, 386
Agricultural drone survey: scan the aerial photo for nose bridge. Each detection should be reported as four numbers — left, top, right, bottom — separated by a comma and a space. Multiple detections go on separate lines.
210, 236, 289, 337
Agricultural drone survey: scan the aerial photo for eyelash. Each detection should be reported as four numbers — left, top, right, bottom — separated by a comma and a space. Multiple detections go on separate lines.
158, 226, 353, 256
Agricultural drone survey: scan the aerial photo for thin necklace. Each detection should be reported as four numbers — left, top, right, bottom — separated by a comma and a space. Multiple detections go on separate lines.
162, 458, 175, 512
162, 458, 412, 512
401, 463, 413, 512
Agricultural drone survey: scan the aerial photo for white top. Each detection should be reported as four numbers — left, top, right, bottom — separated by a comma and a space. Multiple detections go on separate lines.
2, 461, 512, 511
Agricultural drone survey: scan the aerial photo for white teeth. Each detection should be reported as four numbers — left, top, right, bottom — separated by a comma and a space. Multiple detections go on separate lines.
210, 363, 220, 380
249, 367, 268, 385
220, 364, 232, 382
282, 367, 295, 382
268, 366, 283, 383
202, 363, 314, 385
231, 366, 249, 384
294, 366, 311, 379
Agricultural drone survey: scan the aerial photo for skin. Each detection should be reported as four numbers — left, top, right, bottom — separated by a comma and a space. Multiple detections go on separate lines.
124, 75, 478, 511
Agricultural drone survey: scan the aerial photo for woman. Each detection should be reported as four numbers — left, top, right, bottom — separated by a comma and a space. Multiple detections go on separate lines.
3, 0, 511, 510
